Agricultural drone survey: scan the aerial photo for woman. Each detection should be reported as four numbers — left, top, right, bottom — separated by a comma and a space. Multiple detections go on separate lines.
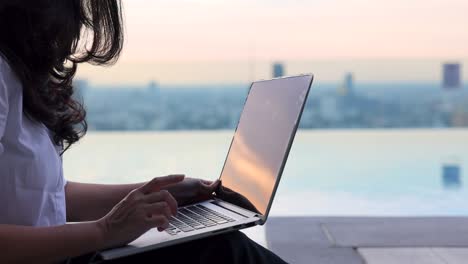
0, 1, 286, 263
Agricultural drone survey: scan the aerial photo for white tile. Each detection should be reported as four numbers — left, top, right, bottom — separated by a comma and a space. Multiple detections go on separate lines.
242, 225, 268, 248
326, 218, 468, 247
432, 248, 468, 264
358, 248, 445, 264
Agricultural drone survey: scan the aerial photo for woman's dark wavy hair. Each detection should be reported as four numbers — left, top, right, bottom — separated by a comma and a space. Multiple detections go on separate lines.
0, 0, 123, 152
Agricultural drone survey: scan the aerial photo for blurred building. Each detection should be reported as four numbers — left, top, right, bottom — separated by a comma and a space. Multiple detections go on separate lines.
440, 63, 463, 115
272, 62, 285, 78
338, 72, 355, 97
345, 72, 354, 94
147, 80, 159, 95
442, 63, 462, 89
442, 162, 462, 189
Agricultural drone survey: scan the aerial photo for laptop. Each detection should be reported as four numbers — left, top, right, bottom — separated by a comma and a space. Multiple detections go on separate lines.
99, 74, 314, 260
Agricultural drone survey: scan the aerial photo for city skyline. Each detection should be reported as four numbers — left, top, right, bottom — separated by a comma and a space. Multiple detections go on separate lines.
77, 59, 468, 86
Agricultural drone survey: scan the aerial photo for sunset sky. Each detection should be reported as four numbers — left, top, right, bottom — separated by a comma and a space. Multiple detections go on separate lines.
77, 0, 468, 85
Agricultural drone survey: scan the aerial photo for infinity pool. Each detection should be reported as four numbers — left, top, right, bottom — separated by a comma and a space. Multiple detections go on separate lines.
65, 129, 468, 216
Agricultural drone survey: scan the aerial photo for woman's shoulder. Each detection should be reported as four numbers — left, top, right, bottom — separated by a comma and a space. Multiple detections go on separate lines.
0, 52, 15, 79
0, 52, 21, 98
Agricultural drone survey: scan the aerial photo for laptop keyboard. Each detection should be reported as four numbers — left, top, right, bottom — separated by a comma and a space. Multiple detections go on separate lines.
165, 204, 236, 235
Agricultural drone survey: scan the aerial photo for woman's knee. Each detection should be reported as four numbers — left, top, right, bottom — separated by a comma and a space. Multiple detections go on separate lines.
201, 231, 285, 264
201, 231, 252, 251
211, 231, 248, 244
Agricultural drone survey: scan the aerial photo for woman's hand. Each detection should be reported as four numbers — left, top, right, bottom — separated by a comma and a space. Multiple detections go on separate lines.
164, 177, 220, 206
96, 174, 184, 249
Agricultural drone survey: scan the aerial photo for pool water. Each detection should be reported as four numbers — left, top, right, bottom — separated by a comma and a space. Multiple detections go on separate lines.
64, 129, 468, 216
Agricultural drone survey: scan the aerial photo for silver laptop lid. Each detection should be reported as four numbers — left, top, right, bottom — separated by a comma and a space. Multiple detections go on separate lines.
216, 74, 313, 222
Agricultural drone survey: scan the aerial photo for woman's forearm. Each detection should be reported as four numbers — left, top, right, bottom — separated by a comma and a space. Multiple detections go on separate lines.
0, 222, 104, 263
65, 181, 143, 222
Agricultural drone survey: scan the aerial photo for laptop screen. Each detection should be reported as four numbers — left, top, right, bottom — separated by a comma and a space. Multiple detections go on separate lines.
217, 75, 312, 216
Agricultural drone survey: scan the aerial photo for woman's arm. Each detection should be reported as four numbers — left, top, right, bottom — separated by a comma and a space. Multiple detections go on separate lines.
0, 222, 104, 264
1, 175, 184, 263
66, 177, 220, 222
65, 181, 143, 222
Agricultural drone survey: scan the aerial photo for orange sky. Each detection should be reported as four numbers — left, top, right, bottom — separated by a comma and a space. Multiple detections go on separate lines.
77, 0, 468, 84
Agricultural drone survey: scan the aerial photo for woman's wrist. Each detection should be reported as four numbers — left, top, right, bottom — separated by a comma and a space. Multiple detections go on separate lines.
94, 218, 110, 250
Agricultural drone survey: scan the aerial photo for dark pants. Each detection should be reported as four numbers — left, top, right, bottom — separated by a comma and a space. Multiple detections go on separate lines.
68, 231, 287, 264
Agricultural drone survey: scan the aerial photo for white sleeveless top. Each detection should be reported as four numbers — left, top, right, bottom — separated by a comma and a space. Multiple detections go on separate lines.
0, 55, 67, 227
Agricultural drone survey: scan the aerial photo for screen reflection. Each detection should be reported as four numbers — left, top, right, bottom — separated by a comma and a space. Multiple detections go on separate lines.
217, 75, 312, 215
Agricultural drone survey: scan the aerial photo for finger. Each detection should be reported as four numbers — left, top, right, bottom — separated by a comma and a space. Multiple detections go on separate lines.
146, 215, 169, 230
200, 179, 213, 185
211, 180, 221, 192
144, 202, 172, 219
141, 174, 185, 194
161, 190, 178, 215
200, 179, 221, 193
143, 190, 178, 215
143, 192, 166, 204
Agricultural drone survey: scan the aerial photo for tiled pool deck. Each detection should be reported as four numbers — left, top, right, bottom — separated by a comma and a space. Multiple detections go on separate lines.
253, 217, 468, 264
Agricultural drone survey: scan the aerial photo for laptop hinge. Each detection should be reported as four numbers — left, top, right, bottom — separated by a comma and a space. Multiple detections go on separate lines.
211, 199, 259, 218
